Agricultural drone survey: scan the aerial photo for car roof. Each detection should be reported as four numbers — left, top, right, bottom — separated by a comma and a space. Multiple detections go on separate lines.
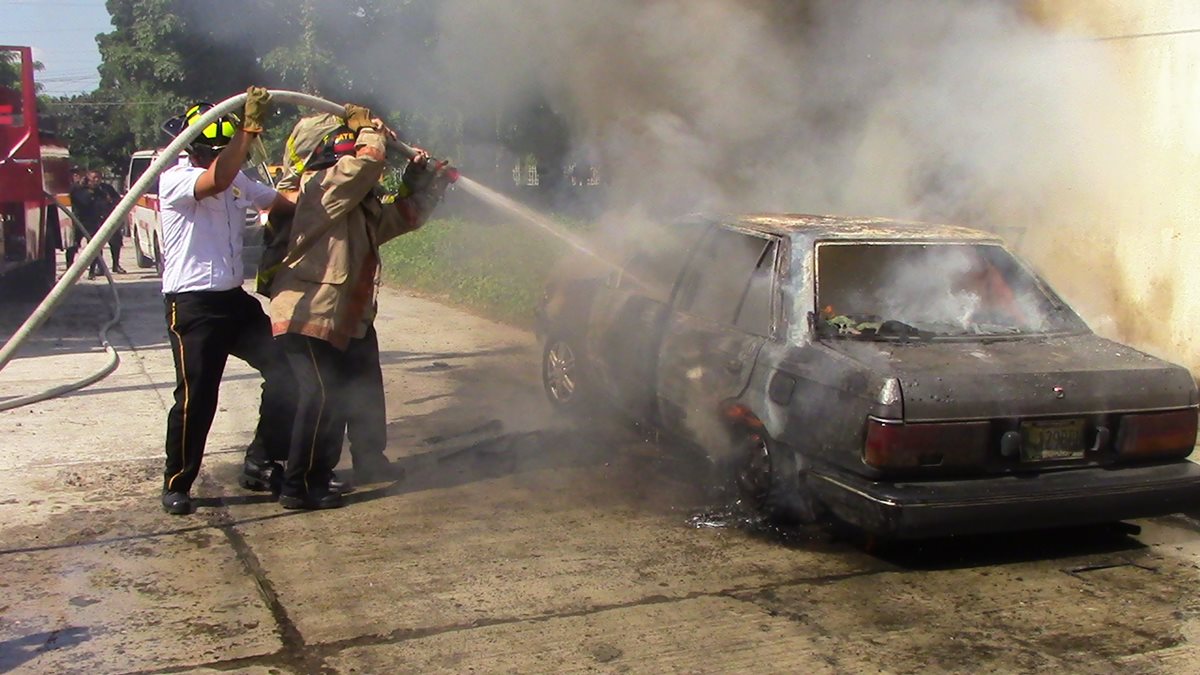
721, 213, 1004, 243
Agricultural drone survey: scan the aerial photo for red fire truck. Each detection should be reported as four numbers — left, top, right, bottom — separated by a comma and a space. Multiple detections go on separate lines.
0, 45, 72, 298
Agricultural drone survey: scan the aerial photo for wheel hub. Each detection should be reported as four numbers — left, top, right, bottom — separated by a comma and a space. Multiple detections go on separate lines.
545, 340, 577, 403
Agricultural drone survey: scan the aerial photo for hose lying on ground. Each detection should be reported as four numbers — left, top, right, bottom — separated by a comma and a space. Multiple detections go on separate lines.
0, 90, 400, 379
0, 195, 122, 412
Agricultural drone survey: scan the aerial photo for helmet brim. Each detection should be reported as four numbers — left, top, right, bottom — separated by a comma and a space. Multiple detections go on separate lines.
162, 114, 187, 140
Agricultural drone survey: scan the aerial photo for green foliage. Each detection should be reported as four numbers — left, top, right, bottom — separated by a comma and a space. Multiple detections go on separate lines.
0, 50, 34, 92
379, 216, 583, 327
39, 92, 136, 173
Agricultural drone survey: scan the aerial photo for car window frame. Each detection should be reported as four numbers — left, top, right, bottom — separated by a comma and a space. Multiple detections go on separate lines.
672, 224, 785, 340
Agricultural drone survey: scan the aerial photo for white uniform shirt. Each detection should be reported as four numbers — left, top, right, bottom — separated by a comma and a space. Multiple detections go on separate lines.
159, 165, 277, 294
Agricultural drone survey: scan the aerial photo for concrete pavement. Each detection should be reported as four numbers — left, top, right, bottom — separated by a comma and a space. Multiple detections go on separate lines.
3, 254, 1200, 673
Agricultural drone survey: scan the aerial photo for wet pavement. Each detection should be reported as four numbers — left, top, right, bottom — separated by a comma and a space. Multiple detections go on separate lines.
3, 255, 1200, 673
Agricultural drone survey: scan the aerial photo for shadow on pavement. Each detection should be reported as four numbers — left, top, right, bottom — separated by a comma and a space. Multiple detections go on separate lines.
0, 626, 91, 672
875, 523, 1146, 569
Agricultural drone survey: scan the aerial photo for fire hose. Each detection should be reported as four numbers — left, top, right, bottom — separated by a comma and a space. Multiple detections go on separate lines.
0, 195, 122, 412
0, 90, 433, 400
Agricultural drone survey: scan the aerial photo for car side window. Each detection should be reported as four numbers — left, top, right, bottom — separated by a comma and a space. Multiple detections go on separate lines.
734, 239, 777, 337
677, 227, 772, 326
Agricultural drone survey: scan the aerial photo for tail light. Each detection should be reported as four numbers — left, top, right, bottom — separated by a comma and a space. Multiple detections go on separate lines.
1115, 409, 1198, 462
863, 418, 990, 470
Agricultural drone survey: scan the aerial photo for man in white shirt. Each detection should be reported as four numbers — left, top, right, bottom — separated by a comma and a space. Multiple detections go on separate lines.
158, 88, 295, 515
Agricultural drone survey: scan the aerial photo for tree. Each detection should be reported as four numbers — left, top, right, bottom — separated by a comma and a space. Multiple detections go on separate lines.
52, 0, 572, 187
40, 93, 135, 173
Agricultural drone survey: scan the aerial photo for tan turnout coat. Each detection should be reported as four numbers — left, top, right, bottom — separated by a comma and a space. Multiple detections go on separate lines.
269, 127, 432, 349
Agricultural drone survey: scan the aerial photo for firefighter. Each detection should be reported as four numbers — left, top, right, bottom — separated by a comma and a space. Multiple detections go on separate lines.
266, 105, 451, 510
157, 87, 297, 515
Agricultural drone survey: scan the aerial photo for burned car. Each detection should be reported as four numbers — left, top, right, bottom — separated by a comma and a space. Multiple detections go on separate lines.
535, 214, 1200, 538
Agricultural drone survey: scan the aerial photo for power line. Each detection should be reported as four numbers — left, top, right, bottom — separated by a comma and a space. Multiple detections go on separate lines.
1094, 27, 1200, 42
12, 29, 107, 35
0, 1, 105, 5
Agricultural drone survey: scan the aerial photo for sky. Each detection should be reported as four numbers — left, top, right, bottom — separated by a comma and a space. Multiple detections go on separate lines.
0, 0, 112, 96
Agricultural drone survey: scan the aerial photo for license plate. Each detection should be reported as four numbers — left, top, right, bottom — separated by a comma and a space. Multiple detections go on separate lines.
1020, 419, 1086, 462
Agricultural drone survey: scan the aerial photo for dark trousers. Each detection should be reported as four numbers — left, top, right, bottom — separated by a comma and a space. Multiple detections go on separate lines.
92, 229, 123, 273
344, 326, 387, 464
279, 327, 387, 495
108, 233, 123, 269
163, 288, 293, 493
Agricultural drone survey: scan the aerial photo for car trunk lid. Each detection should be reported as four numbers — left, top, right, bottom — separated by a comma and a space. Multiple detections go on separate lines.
821, 334, 1197, 422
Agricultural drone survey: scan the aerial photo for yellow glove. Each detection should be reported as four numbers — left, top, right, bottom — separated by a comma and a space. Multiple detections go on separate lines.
344, 103, 374, 134
242, 86, 271, 134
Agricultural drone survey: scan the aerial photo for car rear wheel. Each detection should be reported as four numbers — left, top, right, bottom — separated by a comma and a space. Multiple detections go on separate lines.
542, 334, 596, 416
733, 431, 821, 524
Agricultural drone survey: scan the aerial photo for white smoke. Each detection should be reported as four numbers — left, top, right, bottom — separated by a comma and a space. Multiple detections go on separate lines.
433, 0, 1125, 223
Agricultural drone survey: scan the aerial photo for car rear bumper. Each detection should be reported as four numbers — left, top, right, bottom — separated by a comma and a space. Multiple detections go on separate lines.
808, 461, 1200, 539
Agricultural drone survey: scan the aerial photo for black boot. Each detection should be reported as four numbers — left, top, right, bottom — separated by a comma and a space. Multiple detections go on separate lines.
161, 490, 193, 515
353, 455, 405, 484
240, 458, 284, 493
329, 472, 352, 494
279, 486, 344, 510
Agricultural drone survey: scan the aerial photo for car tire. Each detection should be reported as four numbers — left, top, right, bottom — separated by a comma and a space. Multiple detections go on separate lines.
542, 334, 598, 418
132, 228, 154, 268
152, 234, 164, 277
733, 430, 821, 524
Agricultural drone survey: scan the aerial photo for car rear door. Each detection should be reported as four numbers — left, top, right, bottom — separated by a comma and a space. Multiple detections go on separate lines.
656, 226, 782, 440
584, 220, 709, 418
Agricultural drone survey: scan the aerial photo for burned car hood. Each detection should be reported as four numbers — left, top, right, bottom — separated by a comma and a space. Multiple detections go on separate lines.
820, 334, 1197, 421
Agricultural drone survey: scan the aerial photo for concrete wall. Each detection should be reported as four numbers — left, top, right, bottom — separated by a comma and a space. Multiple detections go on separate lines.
1019, 1, 1200, 376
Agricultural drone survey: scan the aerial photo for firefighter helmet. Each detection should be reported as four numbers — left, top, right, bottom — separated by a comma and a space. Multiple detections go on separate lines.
162, 101, 241, 154
303, 126, 358, 172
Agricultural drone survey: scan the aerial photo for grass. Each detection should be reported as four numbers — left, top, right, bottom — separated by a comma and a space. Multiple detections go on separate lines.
379, 216, 582, 328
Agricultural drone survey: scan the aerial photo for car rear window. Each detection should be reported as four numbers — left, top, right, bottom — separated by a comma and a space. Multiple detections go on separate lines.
815, 242, 1084, 339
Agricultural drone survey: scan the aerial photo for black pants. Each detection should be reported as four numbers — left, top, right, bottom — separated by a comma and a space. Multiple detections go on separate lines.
344, 326, 387, 465
163, 288, 293, 494
108, 233, 123, 269
64, 232, 118, 275
279, 327, 387, 496
93, 231, 123, 273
